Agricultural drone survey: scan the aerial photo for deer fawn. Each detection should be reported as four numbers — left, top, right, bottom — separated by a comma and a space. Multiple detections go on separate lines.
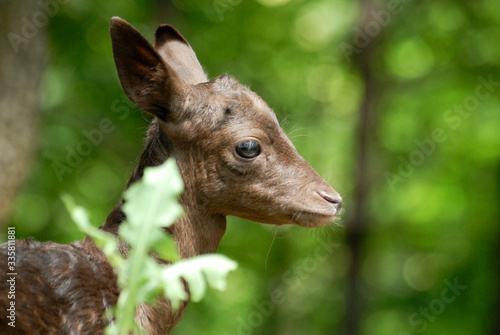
0, 17, 342, 334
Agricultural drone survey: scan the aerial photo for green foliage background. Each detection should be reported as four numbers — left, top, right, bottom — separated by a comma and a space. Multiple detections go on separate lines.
3, 0, 500, 334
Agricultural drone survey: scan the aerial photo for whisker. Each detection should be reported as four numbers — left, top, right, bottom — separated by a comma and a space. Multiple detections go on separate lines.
265, 228, 278, 270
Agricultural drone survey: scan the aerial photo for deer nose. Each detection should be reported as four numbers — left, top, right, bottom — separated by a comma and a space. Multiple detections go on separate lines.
319, 191, 343, 213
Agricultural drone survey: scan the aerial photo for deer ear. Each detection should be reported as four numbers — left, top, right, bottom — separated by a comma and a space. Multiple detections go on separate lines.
154, 24, 208, 85
110, 17, 186, 120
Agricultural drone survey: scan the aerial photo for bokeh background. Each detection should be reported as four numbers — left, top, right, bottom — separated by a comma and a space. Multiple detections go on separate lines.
1, 0, 499, 334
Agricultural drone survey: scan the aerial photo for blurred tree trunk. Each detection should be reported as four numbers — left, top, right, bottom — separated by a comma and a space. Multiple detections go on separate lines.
0, 0, 46, 226
344, 0, 383, 334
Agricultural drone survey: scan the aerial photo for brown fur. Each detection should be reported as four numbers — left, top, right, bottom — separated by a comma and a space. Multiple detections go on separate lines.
0, 237, 118, 334
0, 18, 342, 334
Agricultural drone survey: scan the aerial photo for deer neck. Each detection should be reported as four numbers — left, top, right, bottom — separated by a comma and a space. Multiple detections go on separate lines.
103, 119, 227, 257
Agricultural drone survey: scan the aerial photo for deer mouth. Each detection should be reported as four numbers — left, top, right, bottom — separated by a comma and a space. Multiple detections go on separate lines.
290, 211, 338, 228
225, 190, 342, 228
288, 191, 343, 228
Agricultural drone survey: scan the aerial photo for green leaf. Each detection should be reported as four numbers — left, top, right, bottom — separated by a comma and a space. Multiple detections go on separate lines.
122, 159, 184, 229
62, 195, 124, 269
66, 159, 237, 334
160, 254, 238, 308
150, 233, 179, 262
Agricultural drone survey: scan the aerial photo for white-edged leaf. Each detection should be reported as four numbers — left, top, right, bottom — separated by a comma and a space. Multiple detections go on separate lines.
122, 159, 184, 228
66, 159, 238, 335
160, 254, 238, 308
150, 233, 179, 262
62, 195, 124, 268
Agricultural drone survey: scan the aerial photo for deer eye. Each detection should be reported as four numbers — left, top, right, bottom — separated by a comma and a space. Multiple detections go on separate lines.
235, 140, 260, 159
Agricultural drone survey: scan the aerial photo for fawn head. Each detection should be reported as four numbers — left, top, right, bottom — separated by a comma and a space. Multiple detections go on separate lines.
110, 17, 342, 228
